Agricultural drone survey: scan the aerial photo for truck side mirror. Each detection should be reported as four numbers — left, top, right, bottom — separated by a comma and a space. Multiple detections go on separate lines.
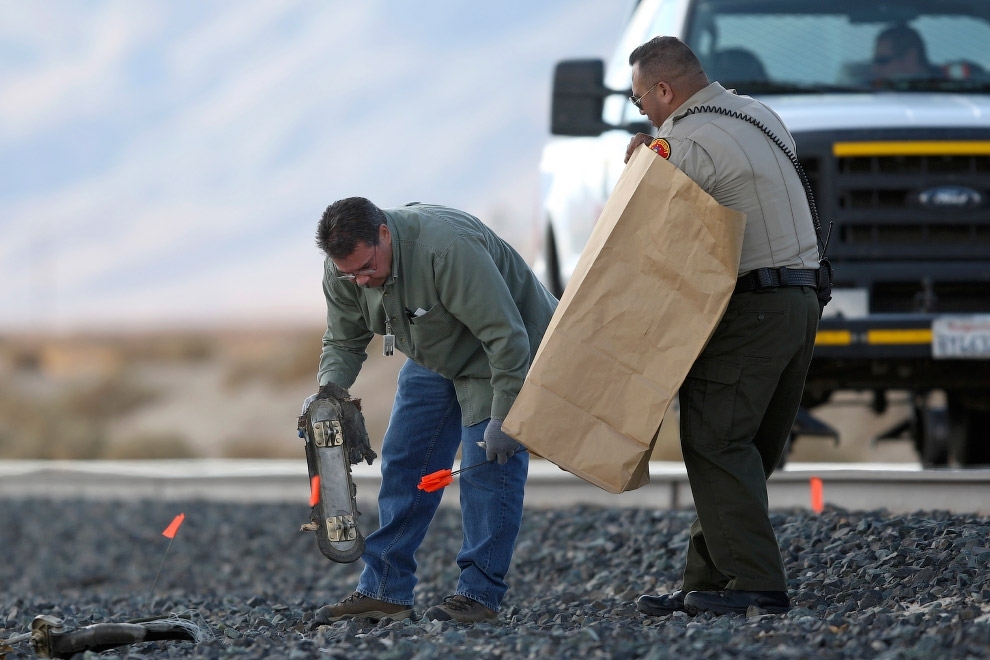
550, 59, 613, 136
550, 59, 653, 136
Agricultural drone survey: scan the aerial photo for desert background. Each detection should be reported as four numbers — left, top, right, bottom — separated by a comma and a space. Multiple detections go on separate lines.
0, 4, 923, 467
0, 327, 919, 464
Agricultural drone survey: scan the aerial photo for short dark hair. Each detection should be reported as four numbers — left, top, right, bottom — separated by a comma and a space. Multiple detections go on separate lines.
877, 24, 930, 64
629, 35, 705, 82
316, 197, 387, 258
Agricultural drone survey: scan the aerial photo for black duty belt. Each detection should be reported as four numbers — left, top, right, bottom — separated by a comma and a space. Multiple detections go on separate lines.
734, 267, 818, 294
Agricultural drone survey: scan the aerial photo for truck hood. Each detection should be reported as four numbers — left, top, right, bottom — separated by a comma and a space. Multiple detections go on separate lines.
762, 93, 990, 134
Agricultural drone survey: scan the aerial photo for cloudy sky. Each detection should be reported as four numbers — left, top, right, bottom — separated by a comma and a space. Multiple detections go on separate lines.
0, 1, 634, 332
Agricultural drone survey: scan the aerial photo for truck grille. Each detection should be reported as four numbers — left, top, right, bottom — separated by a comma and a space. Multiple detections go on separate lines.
796, 129, 990, 313
872, 281, 990, 313
833, 153, 990, 256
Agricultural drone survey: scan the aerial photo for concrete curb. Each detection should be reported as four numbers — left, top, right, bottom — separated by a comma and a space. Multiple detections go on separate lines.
1, 459, 987, 514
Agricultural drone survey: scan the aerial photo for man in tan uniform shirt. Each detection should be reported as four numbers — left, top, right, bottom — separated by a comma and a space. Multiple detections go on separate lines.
624, 36, 821, 616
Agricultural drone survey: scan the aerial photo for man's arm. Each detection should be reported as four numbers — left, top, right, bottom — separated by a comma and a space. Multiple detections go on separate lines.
659, 136, 717, 191
432, 234, 532, 420
318, 260, 375, 388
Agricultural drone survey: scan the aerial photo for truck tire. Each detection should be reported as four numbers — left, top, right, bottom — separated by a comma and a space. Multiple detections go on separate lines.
913, 396, 949, 468
948, 392, 990, 466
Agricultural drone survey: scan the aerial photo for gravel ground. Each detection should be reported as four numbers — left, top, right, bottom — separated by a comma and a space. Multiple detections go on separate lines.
2, 498, 989, 659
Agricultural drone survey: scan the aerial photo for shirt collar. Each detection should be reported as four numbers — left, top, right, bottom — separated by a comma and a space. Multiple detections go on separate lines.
661, 82, 729, 132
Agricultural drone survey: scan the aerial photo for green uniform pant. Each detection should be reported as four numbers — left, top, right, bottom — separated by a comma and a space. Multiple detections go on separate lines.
678, 286, 819, 593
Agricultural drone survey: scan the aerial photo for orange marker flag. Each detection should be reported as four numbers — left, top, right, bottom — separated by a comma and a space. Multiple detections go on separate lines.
309, 475, 321, 507
418, 469, 454, 492
418, 449, 530, 492
810, 477, 824, 514
162, 513, 185, 539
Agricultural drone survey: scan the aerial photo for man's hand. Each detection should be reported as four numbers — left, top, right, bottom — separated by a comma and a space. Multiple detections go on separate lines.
298, 393, 319, 438
625, 132, 653, 163
301, 392, 319, 415
484, 417, 520, 465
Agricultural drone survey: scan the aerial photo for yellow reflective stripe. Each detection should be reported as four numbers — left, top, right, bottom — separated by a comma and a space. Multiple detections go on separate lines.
867, 329, 933, 345
816, 330, 852, 345
833, 141, 990, 157
815, 328, 933, 346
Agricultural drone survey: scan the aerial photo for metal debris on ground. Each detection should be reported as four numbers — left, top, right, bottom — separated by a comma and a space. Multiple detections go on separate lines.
0, 610, 213, 659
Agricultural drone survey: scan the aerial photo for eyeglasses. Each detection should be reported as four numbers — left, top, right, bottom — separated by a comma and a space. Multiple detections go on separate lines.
630, 80, 663, 110
873, 54, 896, 66
335, 243, 379, 280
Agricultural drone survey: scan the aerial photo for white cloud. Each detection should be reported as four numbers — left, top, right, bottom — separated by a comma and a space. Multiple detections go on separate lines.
0, 0, 634, 330
0, 4, 162, 142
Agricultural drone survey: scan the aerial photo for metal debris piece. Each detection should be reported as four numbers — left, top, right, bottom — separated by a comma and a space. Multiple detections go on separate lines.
312, 419, 344, 447
1, 611, 212, 659
326, 515, 358, 542
298, 382, 377, 564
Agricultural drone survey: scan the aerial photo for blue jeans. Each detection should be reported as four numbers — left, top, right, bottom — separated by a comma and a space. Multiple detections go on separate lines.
356, 359, 529, 612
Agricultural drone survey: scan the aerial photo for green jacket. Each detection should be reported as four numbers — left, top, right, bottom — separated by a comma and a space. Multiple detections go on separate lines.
318, 203, 558, 426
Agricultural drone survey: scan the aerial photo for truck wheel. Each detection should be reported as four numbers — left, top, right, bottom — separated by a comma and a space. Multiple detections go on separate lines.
913, 395, 949, 468
948, 392, 990, 466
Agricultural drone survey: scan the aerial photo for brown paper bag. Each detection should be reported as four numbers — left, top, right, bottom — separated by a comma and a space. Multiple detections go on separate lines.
503, 145, 745, 493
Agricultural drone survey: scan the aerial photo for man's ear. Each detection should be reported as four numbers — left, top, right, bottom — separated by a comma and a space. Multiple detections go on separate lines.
379, 223, 391, 245
658, 81, 675, 102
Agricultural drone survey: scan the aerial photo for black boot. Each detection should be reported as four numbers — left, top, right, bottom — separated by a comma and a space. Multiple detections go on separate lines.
683, 589, 791, 615
636, 590, 690, 616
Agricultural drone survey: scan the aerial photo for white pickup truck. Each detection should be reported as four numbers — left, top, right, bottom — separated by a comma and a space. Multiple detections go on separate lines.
538, 0, 990, 466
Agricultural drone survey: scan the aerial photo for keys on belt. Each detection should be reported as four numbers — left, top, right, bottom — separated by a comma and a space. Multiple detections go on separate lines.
734, 267, 818, 294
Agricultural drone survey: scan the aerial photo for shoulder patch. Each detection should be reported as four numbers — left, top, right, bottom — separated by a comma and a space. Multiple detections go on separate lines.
649, 137, 671, 159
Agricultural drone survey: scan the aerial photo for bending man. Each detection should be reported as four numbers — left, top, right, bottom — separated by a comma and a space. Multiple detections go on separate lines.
309, 197, 556, 623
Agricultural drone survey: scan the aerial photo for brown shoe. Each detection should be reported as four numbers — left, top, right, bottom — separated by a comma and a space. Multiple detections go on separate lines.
424, 595, 497, 623
316, 592, 413, 622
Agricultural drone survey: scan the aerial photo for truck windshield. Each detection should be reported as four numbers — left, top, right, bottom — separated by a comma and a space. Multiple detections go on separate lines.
678, 0, 990, 94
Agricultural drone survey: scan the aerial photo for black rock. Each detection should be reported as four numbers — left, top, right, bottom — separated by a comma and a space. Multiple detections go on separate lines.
2, 500, 989, 659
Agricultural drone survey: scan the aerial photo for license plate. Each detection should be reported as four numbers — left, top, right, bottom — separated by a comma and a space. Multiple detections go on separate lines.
820, 288, 868, 319
932, 315, 990, 359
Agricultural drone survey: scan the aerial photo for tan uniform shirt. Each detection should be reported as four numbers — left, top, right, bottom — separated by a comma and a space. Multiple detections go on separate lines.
654, 82, 820, 274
